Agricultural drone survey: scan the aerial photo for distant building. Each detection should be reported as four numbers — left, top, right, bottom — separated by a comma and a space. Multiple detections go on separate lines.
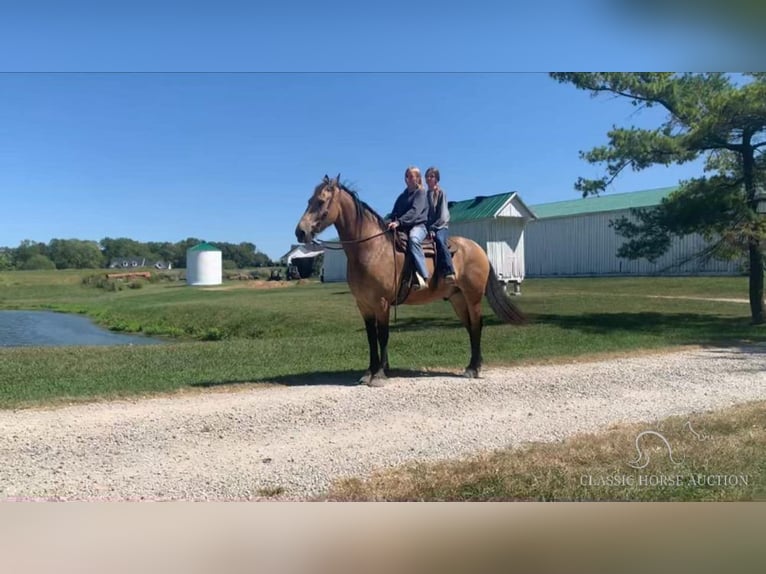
525, 187, 743, 277
186, 242, 222, 286
280, 244, 324, 279
109, 257, 172, 270
448, 192, 536, 292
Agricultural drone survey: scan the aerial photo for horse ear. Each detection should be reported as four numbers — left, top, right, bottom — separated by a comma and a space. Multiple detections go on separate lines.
336, 173, 341, 184
323, 174, 330, 183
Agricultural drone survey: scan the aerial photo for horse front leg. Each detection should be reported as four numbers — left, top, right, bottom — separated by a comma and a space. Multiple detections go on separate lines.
370, 306, 391, 386
359, 316, 381, 385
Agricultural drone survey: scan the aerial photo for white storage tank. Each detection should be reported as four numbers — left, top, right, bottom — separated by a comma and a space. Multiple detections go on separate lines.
186, 242, 222, 286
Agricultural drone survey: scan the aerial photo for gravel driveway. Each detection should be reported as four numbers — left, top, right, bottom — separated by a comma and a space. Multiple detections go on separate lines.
1, 345, 764, 501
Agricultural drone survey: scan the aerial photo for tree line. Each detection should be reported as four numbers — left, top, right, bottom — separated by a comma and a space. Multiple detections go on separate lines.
0, 237, 274, 271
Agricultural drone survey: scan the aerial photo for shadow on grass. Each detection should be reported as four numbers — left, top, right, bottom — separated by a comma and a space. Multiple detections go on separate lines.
380, 316, 468, 332
190, 367, 462, 389
533, 312, 766, 342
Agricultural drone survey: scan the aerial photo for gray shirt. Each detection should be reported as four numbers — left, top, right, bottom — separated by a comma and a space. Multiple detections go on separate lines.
427, 188, 450, 231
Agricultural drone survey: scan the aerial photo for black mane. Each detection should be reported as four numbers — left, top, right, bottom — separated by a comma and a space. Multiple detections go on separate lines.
337, 182, 387, 231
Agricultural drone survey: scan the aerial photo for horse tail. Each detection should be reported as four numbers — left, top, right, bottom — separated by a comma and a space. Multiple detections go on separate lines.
484, 265, 527, 325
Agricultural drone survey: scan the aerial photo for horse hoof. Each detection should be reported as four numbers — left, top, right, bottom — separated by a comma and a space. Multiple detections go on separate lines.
463, 368, 480, 379
367, 376, 388, 388
358, 372, 373, 385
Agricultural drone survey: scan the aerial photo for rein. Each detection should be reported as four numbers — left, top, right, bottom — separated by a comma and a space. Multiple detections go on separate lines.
310, 229, 389, 249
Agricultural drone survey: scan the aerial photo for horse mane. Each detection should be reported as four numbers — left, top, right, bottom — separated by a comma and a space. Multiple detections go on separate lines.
337, 182, 387, 231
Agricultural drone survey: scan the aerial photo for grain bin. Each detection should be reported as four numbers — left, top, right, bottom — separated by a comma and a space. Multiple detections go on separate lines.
186, 242, 222, 286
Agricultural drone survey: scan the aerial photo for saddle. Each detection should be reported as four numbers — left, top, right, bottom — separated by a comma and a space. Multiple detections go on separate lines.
393, 230, 458, 305
394, 230, 457, 258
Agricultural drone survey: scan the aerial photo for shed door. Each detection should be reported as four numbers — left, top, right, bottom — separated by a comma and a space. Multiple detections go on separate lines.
485, 220, 524, 281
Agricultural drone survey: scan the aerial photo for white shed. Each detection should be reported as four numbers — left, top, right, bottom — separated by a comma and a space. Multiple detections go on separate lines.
186, 242, 222, 286
525, 187, 743, 277
448, 192, 536, 292
321, 243, 347, 283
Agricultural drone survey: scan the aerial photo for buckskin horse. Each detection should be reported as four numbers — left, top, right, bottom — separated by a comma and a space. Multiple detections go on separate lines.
295, 175, 526, 386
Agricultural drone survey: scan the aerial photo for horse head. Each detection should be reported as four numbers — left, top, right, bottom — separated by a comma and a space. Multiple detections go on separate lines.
295, 174, 343, 244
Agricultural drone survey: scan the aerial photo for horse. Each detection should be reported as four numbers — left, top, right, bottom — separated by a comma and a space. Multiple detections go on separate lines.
295, 174, 526, 386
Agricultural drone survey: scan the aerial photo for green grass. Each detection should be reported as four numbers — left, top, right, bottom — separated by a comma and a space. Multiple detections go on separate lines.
0, 270, 764, 408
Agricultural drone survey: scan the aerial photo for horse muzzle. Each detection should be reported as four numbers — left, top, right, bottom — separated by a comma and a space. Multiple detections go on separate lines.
295, 223, 313, 244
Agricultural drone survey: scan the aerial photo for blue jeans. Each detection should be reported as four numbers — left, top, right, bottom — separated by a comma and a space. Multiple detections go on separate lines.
433, 227, 455, 276
407, 224, 429, 279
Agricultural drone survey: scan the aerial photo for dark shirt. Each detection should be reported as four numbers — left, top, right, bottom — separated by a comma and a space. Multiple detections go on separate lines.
391, 187, 428, 228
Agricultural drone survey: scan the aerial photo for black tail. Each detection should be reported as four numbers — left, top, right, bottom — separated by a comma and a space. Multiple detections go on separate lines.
484, 265, 527, 324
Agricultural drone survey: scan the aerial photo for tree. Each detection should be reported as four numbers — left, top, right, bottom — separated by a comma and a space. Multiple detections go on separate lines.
252, 252, 272, 267
13, 239, 48, 268
100, 237, 154, 263
551, 73, 766, 324
0, 250, 13, 270
20, 254, 56, 270
219, 242, 260, 268
48, 239, 104, 269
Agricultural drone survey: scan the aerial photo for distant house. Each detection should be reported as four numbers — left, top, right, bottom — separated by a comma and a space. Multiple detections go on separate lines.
108, 257, 172, 270
280, 244, 324, 279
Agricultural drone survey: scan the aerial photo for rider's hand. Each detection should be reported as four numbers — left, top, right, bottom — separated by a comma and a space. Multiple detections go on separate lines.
387, 221, 399, 230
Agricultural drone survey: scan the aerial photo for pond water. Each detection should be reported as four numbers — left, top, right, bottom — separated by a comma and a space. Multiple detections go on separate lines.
0, 311, 163, 348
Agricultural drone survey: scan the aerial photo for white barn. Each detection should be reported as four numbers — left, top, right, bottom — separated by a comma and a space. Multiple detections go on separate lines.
525, 187, 743, 277
321, 243, 347, 283
448, 192, 536, 292
321, 191, 537, 290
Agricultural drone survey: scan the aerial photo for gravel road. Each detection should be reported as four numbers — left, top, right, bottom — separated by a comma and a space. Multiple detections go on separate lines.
1, 345, 764, 501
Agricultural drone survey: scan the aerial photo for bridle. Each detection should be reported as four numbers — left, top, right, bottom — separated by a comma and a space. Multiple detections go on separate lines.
307, 181, 400, 313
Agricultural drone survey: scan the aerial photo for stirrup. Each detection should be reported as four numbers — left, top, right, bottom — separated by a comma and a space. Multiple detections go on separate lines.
444, 273, 456, 285
413, 272, 428, 290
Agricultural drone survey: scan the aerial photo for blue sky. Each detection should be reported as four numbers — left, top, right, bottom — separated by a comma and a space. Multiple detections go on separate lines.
0, 3, 746, 259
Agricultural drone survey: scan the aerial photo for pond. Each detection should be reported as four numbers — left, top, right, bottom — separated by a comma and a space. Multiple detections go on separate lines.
0, 311, 163, 348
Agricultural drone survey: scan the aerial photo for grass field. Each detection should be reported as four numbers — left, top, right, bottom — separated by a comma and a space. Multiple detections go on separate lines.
0, 270, 763, 408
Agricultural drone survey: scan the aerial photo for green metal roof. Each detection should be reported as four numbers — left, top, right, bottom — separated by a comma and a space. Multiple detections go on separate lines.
530, 186, 677, 219
448, 192, 516, 223
187, 242, 220, 252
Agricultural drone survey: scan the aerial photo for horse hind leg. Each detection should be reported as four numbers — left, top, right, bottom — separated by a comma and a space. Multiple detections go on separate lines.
448, 292, 483, 378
